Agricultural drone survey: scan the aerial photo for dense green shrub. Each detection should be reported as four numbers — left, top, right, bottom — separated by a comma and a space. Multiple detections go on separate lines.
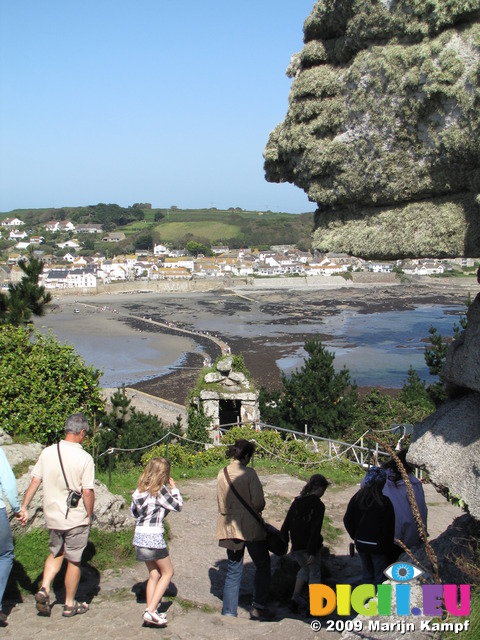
0, 325, 103, 444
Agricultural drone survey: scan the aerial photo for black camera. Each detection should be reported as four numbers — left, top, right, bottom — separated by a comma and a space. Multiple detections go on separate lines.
67, 490, 82, 509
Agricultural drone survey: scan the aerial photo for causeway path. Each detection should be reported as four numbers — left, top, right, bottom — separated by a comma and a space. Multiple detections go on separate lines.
3, 474, 461, 640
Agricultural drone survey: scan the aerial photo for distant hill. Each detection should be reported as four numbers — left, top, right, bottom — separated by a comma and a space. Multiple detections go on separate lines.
0, 205, 315, 252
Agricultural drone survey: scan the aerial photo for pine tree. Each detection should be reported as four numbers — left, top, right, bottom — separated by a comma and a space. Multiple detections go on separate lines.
0, 253, 52, 326
277, 338, 358, 438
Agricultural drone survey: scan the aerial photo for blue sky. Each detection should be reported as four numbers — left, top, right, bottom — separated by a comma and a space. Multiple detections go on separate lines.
0, 1, 316, 214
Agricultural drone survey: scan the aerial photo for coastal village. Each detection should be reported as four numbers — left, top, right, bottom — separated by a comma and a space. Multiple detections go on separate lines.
1, 216, 477, 290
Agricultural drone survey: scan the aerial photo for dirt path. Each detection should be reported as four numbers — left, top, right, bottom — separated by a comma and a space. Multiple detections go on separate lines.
3, 475, 462, 640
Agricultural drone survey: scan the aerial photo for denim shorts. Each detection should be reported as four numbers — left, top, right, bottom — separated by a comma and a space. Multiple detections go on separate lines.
135, 546, 169, 562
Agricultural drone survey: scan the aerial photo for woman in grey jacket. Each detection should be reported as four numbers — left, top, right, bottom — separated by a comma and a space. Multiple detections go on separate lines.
216, 439, 274, 620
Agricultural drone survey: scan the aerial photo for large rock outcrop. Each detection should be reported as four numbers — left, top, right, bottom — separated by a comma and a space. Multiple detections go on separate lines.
408, 292, 480, 520
264, 1, 480, 258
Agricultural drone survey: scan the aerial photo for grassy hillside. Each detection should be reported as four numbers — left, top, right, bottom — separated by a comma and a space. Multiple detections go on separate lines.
0, 206, 315, 251
148, 208, 314, 248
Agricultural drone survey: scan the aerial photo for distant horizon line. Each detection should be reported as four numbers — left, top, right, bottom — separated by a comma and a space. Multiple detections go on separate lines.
0, 203, 317, 216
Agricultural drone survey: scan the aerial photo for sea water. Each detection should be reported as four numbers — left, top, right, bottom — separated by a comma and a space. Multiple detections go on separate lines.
277, 304, 465, 388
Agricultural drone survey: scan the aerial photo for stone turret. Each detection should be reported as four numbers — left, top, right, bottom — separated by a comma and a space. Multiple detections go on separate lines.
195, 356, 259, 433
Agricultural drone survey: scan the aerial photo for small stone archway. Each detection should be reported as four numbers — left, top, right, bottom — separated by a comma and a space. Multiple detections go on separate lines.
194, 355, 260, 438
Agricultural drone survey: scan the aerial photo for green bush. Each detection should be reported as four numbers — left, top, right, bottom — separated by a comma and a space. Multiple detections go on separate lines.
0, 325, 103, 444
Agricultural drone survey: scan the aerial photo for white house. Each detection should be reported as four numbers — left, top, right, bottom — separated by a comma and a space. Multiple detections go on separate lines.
1, 217, 25, 227
153, 243, 169, 256
57, 240, 81, 249
9, 230, 28, 240
45, 221, 60, 232
43, 269, 69, 289
417, 260, 446, 275
66, 269, 97, 288
57, 220, 76, 232
369, 262, 394, 273
163, 257, 195, 271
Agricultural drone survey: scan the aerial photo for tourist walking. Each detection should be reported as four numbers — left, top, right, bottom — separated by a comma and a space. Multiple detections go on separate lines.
0, 448, 22, 626
18, 413, 95, 617
131, 457, 183, 628
281, 473, 329, 612
216, 439, 275, 620
343, 466, 395, 585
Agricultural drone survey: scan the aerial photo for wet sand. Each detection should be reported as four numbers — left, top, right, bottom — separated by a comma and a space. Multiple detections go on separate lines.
35, 279, 477, 405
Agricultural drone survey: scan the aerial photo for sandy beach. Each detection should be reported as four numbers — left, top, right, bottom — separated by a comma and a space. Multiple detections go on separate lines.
33, 277, 477, 405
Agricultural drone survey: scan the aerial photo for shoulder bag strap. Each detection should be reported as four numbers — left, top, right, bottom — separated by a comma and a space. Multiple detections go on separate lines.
57, 443, 70, 491
223, 466, 263, 526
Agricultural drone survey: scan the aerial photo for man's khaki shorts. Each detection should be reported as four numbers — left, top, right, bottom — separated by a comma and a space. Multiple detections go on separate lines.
49, 525, 90, 563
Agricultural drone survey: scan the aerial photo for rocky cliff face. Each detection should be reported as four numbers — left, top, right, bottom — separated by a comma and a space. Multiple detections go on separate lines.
408, 292, 480, 521
264, 1, 480, 258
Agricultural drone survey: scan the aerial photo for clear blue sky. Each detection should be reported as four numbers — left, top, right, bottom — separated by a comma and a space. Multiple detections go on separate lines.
0, 1, 316, 214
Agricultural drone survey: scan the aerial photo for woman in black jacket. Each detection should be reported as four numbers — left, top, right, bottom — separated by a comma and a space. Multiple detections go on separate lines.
343, 466, 395, 585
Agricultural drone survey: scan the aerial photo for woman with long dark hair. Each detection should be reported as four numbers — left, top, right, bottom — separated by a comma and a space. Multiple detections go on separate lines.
343, 466, 395, 585
281, 473, 329, 612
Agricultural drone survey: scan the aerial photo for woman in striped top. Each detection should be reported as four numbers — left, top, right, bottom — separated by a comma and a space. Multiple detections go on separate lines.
131, 457, 183, 627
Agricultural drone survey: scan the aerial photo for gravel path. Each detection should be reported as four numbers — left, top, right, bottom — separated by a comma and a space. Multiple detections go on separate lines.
2, 474, 462, 639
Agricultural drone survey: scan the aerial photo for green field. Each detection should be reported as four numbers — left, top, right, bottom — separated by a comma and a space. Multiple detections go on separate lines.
120, 208, 315, 249
154, 220, 242, 243
0, 205, 315, 252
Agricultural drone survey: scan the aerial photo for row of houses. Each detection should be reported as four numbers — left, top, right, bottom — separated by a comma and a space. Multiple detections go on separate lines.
1, 217, 103, 234
33, 253, 474, 290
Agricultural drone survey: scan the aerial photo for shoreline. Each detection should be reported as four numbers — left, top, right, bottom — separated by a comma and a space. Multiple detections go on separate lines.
36, 278, 478, 406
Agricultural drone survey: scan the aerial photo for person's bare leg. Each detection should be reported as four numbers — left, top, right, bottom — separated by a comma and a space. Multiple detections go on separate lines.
64, 561, 82, 608
145, 557, 174, 614
145, 561, 160, 610
40, 553, 64, 595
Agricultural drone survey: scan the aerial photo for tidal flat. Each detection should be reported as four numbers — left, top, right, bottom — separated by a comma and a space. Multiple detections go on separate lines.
34, 279, 476, 405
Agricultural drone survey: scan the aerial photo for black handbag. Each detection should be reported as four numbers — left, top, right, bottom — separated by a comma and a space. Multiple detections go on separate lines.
223, 467, 288, 556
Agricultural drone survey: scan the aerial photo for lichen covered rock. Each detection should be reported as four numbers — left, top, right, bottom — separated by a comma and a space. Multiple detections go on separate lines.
264, 0, 480, 257
408, 292, 480, 521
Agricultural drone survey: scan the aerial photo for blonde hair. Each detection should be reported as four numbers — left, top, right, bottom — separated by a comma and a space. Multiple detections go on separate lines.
137, 457, 171, 495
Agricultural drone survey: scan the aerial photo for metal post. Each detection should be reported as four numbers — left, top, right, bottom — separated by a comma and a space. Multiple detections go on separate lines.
165, 432, 170, 458
108, 453, 112, 488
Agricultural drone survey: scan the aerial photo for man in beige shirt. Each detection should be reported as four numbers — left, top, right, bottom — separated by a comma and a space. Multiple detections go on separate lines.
19, 413, 94, 618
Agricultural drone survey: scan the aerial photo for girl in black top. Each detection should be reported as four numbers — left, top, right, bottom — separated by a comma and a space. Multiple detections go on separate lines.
281, 474, 329, 612
343, 466, 395, 585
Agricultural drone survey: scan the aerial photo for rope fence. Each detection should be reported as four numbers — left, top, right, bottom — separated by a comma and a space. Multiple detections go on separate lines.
96, 420, 416, 473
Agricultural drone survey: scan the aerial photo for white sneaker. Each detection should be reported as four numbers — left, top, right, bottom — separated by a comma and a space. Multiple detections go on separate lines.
143, 610, 167, 626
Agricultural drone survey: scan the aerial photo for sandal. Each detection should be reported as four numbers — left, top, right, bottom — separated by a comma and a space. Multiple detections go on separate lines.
143, 610, 167, 627
35, 587, 51, 617
62, 601, 89, 617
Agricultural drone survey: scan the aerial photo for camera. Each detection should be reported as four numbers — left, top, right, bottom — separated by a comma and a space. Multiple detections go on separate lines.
67, 490, 82, 509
